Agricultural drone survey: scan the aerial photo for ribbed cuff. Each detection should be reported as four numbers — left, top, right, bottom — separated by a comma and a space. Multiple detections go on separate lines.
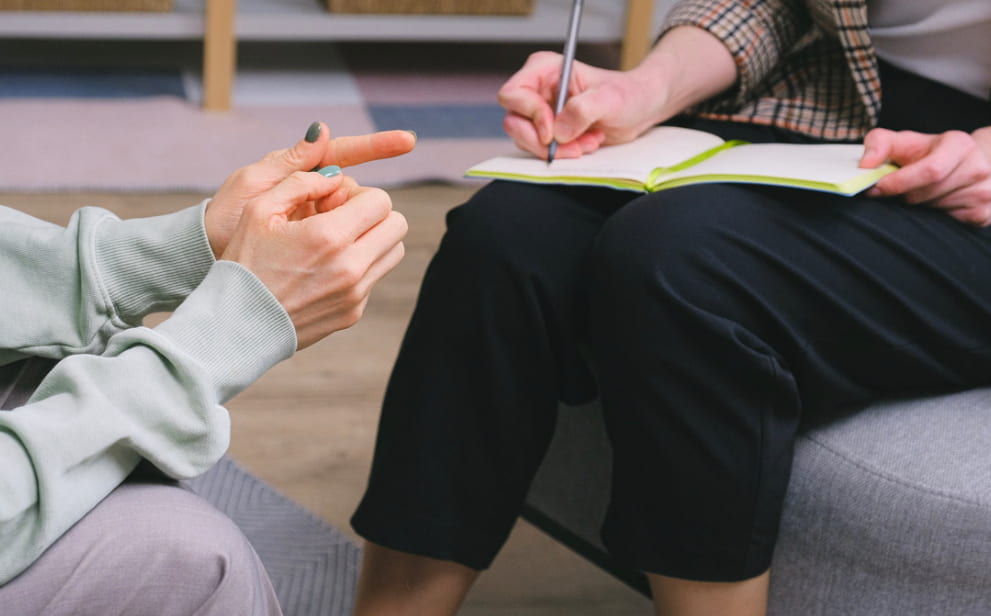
153, 261, 297, 403
94, 201, 215, 324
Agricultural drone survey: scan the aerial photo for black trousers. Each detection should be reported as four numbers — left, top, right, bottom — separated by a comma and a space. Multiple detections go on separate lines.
352, 64, 991, 581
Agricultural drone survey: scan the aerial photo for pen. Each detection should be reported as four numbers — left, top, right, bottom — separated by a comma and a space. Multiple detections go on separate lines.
547, 0, 585, 165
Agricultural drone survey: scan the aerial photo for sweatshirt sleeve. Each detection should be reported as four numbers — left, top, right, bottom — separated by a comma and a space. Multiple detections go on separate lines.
0, 260, 297, 585
0, 202, 216, 366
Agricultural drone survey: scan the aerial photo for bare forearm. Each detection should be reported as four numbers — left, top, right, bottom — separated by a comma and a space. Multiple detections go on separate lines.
628, 25, 738, 124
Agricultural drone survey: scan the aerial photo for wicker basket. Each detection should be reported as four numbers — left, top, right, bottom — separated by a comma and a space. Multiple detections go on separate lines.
326, 0, 534, 15
0, 0, 172, 10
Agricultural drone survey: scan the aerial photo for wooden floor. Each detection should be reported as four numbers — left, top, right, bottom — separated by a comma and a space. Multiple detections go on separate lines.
1, 185, 651, 615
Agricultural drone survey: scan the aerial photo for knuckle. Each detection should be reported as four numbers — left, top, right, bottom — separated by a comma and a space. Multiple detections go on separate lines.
967, 208, 991, 226
974, 186, 991, 204
229, 166, 255, 186
364, 186, 391, 205
343, 305, 364, 329
916, 161, 948, 184
497, 83, 514, 103
943, 130, 973, 147
259, 149, 283, 165
502, 113, 516, 133
530, 50, 555, 63
567, 94, 593, 118
865, 127, 891, 141
242, 195, 270, 221
311, 224, 347, 252
281, 145, 306, 168
389, 211, 409, 236
335, 263, 364, 289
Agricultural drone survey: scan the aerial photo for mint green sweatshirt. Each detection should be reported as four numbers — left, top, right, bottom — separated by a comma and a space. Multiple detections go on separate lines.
0, 202, 297, 585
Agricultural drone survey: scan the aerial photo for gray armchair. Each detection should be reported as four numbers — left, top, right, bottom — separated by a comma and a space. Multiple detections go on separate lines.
524, 393, 991, 614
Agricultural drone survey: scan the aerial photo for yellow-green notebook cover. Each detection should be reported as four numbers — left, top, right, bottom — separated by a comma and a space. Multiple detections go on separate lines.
465, 126, 897, 197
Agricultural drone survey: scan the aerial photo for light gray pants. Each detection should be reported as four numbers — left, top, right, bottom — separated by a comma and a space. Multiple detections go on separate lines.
1, 358, 282, 615
0, 476, 283, 616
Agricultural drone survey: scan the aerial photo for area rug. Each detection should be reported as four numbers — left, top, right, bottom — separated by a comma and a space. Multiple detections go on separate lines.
184, 456, 361, 616
0, 40, 617, 193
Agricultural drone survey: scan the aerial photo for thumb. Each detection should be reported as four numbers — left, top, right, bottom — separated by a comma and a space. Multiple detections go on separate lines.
860, 128, 894, 169
861, 129, 934, 168
554, 88, 611, 144
260, 121, 332, 177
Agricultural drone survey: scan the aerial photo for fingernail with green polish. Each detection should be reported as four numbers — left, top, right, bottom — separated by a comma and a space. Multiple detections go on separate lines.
305, 121, 322, 143
317, 165, 341, 178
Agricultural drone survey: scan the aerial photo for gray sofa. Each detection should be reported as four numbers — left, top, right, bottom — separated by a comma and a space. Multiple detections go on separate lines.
524, 393, 991, 614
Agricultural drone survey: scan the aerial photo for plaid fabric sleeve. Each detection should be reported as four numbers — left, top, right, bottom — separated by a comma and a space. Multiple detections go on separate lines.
661, 0, 813, 109
657, 0, 879, 141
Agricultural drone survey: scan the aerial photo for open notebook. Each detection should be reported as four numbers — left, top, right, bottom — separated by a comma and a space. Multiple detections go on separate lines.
466, 126, 897, 196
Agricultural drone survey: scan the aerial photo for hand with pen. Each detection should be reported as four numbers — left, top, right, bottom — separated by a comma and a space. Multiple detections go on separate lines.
207, 121, 416, 349
497, 26, 738, 161
497, 51, 652, 161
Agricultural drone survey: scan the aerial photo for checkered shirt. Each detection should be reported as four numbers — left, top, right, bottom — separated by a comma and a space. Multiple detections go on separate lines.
662, 0, 881, 141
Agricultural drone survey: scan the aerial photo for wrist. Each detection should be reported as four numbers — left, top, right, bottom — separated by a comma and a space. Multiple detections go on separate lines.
973, 126, 991, 161
95, 202, 215, 323
634, 25, 738, 120
627, 47, 681, 125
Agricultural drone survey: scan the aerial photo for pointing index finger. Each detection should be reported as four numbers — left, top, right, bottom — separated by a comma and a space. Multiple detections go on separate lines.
320, 130, 418, 169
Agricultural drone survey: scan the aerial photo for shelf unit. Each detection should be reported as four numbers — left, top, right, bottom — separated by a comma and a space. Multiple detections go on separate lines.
0, 0, 662, 110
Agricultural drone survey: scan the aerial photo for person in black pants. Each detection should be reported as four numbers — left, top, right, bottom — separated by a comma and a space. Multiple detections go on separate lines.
350, 3, 991, 614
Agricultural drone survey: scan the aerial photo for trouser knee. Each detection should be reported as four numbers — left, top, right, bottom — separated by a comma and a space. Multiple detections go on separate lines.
584, 186, 758, 334
0, 482, 281, 616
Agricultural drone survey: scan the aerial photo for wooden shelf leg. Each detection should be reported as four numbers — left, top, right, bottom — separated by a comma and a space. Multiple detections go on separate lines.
203, 0, 237, 111
619, 0, 655, 71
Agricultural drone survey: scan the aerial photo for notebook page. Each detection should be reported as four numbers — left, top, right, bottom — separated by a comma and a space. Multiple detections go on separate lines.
659, 143, 872, 186
467, 126, 726, 183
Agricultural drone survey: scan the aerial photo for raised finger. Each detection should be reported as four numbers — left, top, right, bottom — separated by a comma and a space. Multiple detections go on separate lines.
318, 130, 417, 169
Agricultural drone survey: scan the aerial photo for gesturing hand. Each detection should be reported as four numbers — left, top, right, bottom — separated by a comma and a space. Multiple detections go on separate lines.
204, 122, 416, 258
860, 127, 991, 226
220, 170, 408, 350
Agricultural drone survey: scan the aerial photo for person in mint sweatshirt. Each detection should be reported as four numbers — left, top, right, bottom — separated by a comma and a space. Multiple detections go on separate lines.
0, 121, 415, 616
